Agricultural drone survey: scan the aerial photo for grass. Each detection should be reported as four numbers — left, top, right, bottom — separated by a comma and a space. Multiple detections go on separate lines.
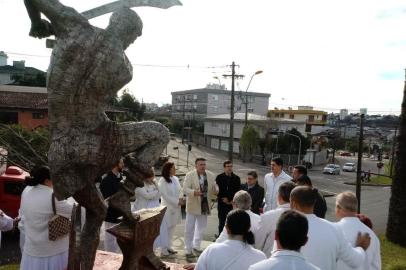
370, 162, 393, 185
2, 235, 406, 270
380, 235, 406, 270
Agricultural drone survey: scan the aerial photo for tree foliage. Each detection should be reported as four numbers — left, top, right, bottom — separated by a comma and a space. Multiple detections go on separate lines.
0, 124, 49, 171
11, 73, 46, 87
109, 89, 146, 122
240, 125, 259, 160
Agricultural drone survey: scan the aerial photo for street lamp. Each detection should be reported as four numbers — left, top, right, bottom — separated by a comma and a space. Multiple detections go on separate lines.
284, 132, 302, 165
244, 70, 263, 126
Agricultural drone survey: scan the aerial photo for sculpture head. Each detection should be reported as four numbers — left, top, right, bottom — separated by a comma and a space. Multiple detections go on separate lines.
107, 6, 143, 49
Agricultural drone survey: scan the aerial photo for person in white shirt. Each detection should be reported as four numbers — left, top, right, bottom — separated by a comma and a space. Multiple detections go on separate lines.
195, 209, 266, 270
255, 181, 295, 257
263, 157, 292, 211
335, 191, 381, 270
249, 210, 320, 270
183, 158, 217, 257
0, 209, 16, 248
20, 166, 73, 270
290, 186, 371, 270
158, 162, 184, 256
216, 190, 260, 243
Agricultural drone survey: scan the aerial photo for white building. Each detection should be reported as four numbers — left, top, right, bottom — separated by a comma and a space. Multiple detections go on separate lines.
360, 108, 368, 115
340, 109, 348, 120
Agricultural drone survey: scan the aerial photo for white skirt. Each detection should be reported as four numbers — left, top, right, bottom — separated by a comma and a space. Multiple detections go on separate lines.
20, 250, 68, 270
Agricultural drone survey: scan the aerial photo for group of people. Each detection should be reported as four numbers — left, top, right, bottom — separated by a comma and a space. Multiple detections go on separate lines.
0, 155, 381, 270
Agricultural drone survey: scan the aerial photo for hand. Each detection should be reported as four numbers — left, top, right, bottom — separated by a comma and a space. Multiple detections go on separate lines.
178, 198, 185, 206
194, 190, 202, 196
221, 197, 229, 204
183, 264, 196, 270
29, 19, 54, 38
13, 217, 21, 228
355, 232, 371, 251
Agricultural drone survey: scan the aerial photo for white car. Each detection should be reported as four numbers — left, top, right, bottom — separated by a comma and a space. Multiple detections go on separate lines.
343, 162, 356, 172
323, 164, 341, 175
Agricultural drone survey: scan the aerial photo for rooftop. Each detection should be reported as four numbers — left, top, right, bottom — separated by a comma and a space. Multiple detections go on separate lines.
172, 88, 270, 98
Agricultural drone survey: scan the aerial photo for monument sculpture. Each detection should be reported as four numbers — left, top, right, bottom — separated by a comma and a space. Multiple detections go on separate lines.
23, 0, 181, 269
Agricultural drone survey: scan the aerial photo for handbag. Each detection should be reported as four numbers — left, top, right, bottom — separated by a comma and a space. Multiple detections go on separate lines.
48, 193, 71, 241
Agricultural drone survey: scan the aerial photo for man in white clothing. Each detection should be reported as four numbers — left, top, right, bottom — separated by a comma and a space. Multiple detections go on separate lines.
216, 190, 260, 243
255, 181, 295, 257
249, 210, 320, 270
335, 191, 381, 270
0, 209, 16, 248
183, 158, 217, 257
263, 157, 292, 211
290, 186, 371, 270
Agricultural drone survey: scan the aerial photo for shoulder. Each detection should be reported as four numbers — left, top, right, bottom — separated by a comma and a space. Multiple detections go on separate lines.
249, 259, 275, 270
249, 246, 266, 259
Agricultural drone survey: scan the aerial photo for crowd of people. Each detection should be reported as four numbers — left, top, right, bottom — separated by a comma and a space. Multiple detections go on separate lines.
0, 155, 381, 270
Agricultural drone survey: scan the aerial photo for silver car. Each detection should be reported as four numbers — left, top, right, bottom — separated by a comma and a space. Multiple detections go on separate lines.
323, 164, 341, 175
343, 162, 356, 172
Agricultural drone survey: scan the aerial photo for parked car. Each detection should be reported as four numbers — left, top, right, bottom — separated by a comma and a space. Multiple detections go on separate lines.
342, 162, 356, 172
340, 151, 352, 157
323, 164, 341, 175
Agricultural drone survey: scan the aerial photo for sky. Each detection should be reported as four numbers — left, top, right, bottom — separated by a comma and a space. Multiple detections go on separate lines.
1, 0, 406, 114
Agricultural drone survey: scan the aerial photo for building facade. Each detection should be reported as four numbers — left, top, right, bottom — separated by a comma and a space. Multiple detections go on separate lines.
268, 106, 327, 133
171, 84, 270, 122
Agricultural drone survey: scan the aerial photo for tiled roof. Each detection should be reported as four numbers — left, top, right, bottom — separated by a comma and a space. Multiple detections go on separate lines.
0, 65, 45, 75
0, 90, 47, 110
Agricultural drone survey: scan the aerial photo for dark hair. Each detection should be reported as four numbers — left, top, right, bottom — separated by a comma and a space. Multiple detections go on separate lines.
161, 162, 174, 183
271, 157, 284, 167
247, 171, 258, 179
112, 157, 123, 168
195, 158, 206, 164
226, 209, 255, 245
223, 160, 232, 167
294, 165, 307, 176
296, 175, 313, 187
290, 186, 317, 208
276, 210, 308, 251
25, 165, 51, 186
278, 182, 296, 203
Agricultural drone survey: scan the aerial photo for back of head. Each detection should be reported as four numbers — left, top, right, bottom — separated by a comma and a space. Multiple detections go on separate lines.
233, 190, 252, 210
294, 165, 308, 176
226, 209, 254, 245
276, 210, 308, 251
107, 7, 143, 49
290, 186, 317, 208
278, 181, 296, 203
25, 165, 50, 186
336, 191, 357, 213
296, 175, 313, 187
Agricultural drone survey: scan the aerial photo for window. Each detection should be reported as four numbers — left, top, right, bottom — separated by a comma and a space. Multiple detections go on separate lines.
193, 94, 197, 100
308, 115, 315, 122
280, 113, 285, 118
5, 181, 25, 196
211, 122, 218, 127
289, 114, 295, 119
248, 109, 254, 112
193, 104, 197, 110
211, 95, 218, 101
32, 112, 45, 119
275, 113, 279, 117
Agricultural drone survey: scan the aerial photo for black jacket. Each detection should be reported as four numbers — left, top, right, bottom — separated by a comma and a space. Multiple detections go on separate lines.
314, 188, 327, 218
241, 183, 264, 215
100, 171, 123, 223
215, 172, 241, 208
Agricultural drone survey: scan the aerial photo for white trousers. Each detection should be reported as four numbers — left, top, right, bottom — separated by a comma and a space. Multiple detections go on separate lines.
104, 222, 121, 253
167, 225, 176, 250
184, 213, 207, 253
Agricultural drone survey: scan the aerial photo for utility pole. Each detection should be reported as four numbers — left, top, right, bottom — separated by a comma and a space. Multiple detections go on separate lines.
223, 61, 244, 161
390, 126, 398, 178
356, 114, 365, 213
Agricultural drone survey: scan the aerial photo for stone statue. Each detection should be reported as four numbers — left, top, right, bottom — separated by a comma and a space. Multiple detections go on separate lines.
23, 0, 180, 269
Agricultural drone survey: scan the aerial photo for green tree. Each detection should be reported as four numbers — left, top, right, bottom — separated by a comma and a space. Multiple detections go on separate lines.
109, 89, 146, 121
386, 79, 406, 247
0, 124, 49, 171
240, 125, 259, 161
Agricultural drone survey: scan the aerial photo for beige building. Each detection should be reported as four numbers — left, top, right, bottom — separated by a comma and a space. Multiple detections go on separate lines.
268, 106, 327, 133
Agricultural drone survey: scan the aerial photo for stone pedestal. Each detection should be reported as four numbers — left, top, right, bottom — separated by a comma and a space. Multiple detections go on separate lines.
94, 250, 185, 270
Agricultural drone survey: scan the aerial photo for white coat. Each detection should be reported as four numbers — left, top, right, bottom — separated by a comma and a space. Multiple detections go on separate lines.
158, 176, 183, 227
301, 214, 365, 270
263, 171, 291, 211
336, 217, 381, 270
0, 210, 14, 248
215, 210, 260, 244
249, 250, 321, 270
195, 239, 266, 270
255, 203, 290, 257
132, 181, 160, 211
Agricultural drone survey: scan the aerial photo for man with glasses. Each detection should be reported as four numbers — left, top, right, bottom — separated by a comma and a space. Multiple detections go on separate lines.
241, 171, 264, 214
215, 160, 241, 235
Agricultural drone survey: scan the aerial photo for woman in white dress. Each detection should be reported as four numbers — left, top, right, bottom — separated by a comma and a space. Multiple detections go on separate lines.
20, 166, 73, 270
132, 174, 169, 255
195, 209, 266, 270
158, 162, 183, 255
